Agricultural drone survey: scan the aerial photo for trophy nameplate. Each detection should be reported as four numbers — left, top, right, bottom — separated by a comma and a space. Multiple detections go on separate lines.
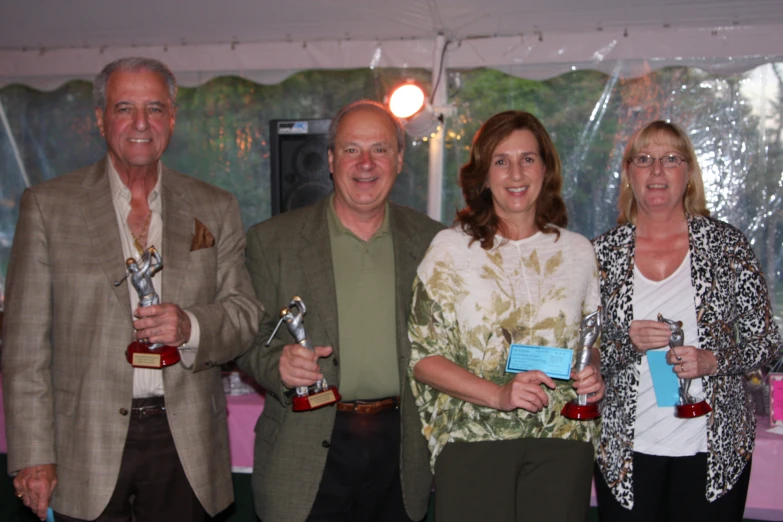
267, 296, 341, 412
126, 341, 181, 369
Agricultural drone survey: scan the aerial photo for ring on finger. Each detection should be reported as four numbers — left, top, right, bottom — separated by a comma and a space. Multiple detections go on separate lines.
16, 491, 23, 498
681, 363, 685, 372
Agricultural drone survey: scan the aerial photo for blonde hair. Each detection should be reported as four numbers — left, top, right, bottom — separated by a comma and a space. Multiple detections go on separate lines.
617, 120, 709, 225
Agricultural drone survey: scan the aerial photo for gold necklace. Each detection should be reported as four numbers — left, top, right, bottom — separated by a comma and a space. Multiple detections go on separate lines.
131, 210, 152, 254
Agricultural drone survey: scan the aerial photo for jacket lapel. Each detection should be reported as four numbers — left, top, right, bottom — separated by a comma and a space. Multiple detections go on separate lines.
299, 199, 339, 350
686, 215, 709, 323
612, 224, 636, 327
160, 167, 194, 307
79, 158, 132, 315
389, 205, 420, 386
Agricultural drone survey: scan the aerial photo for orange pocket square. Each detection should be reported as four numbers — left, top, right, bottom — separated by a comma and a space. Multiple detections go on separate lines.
191, 218, 215, 251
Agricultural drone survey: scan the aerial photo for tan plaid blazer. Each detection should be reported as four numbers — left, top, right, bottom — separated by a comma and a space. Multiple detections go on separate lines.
1, 158, 263, 520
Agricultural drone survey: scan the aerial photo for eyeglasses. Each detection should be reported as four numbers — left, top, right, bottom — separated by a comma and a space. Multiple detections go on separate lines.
628, 154, 688, 168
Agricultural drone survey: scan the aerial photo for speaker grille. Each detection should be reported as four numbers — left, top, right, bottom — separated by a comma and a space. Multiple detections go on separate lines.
271, 119, 331, 214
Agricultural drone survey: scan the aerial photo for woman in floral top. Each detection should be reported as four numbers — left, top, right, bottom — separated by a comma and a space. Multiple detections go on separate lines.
408, 111, 605, 522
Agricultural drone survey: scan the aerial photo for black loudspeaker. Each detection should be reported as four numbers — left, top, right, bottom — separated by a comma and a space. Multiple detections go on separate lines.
270, 119, 332, 215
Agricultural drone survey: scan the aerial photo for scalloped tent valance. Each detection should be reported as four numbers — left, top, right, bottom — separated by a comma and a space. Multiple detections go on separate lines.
2, 0, 783, 89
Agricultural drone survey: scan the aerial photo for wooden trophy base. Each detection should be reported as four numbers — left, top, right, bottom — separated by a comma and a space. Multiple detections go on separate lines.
292, 386, 342, 412
675, 400, 712, 418
561, 400, 600, 420
126, 341, 181, 369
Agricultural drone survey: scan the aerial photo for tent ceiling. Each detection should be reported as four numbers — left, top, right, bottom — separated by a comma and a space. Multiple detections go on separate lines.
3, 0, 783, 49
2, 0, 783, 88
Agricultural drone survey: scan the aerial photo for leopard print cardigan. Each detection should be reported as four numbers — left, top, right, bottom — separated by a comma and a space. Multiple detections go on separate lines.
592, 214, 780, 508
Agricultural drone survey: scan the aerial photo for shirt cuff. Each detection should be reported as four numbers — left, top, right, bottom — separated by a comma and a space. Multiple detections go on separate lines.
178, 311, 201, 368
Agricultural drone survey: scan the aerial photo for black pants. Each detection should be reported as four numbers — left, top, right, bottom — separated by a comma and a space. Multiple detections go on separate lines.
594, 452, 752, 522
434, 438, 595, 522
56, 397, 207, 522
306, 408, 415, 522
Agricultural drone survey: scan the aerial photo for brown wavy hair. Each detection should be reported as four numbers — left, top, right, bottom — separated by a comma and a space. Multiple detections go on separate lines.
618, 120, 709, 224
456, 110, 567, 249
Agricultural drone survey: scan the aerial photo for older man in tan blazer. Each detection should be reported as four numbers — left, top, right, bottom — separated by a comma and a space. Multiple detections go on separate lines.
2, 57, 262, 521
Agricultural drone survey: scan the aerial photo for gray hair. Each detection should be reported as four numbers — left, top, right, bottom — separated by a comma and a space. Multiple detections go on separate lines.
327, 100, 405, 153
93, 57, 178, 110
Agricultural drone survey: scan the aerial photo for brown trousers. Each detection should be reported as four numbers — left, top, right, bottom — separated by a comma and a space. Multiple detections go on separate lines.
55, 397, 207, 522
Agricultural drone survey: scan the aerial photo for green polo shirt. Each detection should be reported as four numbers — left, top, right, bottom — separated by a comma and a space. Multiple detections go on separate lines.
326, 196, 399, 401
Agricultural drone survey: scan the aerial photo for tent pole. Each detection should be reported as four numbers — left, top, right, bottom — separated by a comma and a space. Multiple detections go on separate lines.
0, 98, 30, 188
426, 34, 447, 222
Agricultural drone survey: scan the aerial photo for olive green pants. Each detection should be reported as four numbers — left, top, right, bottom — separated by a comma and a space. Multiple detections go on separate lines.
434, 437, 594, 522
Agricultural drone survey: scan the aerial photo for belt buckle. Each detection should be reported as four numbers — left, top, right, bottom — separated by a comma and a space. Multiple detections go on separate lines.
340, 397, 398, 414
134, 405, 165, 418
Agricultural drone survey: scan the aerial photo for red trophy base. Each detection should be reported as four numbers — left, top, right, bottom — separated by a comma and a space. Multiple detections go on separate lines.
126, 341, 181, 369
675, 400, 712, 418
292, 386, 342, 412
561, 401, 601, 420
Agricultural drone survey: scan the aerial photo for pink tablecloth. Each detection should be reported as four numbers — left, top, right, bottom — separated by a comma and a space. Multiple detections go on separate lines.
2, 384, 782, 520
226, 392, 265, 473
0, 371, 266, 473
746, 415, 783, 520
587, 415, 783, 521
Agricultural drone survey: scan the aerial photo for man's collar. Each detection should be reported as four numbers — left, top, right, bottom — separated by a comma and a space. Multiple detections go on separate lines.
326, 193, 391, 240
106, 158, 162, 203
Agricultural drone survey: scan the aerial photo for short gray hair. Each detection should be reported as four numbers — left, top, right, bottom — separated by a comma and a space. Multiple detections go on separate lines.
93, 57, 178, 110
327, 100, 405, 153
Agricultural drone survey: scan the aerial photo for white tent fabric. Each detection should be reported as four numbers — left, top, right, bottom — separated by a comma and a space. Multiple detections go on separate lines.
2, 0, 783, 88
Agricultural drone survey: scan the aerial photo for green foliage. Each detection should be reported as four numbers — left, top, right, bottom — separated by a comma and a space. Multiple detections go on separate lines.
0, 65, 781, 330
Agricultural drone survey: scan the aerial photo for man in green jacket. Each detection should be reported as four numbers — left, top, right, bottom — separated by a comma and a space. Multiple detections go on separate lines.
238, 100, 444, 522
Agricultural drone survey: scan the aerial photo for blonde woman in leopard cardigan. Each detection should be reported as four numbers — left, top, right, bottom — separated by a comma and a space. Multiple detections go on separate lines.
592, 120, 780, 522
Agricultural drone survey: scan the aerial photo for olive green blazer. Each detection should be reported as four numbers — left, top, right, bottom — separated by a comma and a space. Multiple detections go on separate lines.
237, 197, 444, 522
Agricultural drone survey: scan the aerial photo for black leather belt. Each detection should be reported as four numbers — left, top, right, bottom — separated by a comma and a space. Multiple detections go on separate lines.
130, 396, 166, 419
336, 396, 399, 414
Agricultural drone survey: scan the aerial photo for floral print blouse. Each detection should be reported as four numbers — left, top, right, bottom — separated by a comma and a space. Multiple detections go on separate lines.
408, 227, 601, 471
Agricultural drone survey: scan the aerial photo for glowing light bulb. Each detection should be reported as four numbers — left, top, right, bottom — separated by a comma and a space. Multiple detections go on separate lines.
389, 84, 426, 119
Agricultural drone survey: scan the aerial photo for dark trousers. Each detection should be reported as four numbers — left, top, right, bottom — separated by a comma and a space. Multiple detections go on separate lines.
594, 452, 752, 522
433, 438, 595, 522
306, 408, 415, 522
55, 397, 207, 522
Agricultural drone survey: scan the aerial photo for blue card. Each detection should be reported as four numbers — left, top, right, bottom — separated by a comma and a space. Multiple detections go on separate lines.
505, 344, 573, 380
647, 350, 680, 407
47, 508, 55, 522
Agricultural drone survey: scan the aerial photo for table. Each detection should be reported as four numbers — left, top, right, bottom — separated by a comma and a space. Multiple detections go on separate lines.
745, 416, 783, 520
225, 394, 783, 521
0, 372, 265, 471
226, 391, 265, 473
2, 382, 781, 520
584, 415, 783, 520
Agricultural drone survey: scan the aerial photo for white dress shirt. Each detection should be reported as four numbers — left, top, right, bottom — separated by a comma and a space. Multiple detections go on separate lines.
107, 159, 201, 398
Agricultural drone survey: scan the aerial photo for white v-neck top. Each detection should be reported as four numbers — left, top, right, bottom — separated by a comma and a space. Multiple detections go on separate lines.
632, 251, 707, 455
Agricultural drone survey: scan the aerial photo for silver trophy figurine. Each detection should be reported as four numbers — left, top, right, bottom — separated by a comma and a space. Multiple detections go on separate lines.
117, 246, 180, 368
127, 247, 163, 349
267, 296, 341, 411
561, 307, 602, 420
657, 313, 711, 418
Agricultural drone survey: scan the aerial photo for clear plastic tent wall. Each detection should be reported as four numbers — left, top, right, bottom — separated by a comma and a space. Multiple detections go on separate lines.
0, 62, 781, 329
